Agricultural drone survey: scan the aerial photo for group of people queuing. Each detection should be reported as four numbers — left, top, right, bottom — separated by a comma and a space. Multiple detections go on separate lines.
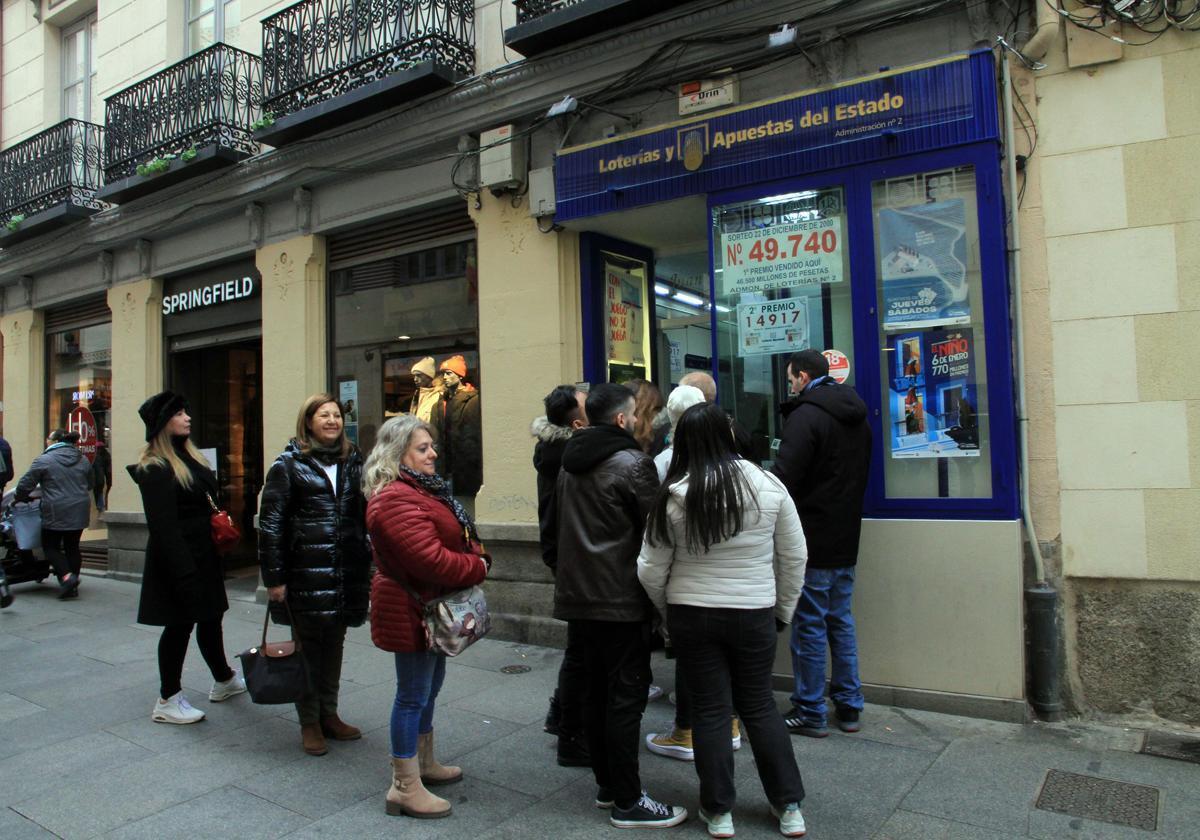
128, 389, 488, 819
532, 351, 871, 837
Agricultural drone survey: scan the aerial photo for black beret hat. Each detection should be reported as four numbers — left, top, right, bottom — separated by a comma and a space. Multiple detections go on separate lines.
138, 391, 189, 441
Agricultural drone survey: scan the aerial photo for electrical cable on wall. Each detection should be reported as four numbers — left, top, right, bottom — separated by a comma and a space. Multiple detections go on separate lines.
1043, 0, 1200, 45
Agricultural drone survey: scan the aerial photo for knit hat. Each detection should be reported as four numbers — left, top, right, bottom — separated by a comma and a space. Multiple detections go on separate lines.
666, 385, 705, 429
138, 391, 188, 441
439, 355, 468, 378
411, 356, 437, 379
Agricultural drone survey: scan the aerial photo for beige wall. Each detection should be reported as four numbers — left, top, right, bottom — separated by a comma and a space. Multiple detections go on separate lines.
0, 309, 45, 478
475, 0, 518, 75
1027, 29, 1200, 583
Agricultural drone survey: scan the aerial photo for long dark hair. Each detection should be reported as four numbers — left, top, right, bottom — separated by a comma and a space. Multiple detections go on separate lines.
646, 403, 759, 553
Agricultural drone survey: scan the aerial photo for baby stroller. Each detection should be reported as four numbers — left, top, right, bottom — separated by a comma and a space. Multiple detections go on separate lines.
0, 489, 51, 606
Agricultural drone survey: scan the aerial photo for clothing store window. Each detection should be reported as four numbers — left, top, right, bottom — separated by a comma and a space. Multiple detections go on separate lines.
331, 238, 482, 503
186, 0, 241, 52
871, 164, 990, 499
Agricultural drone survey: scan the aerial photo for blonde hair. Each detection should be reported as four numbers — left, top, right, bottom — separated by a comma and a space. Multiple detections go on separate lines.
362, 414, 432, 499
136, 426, 208, 489
295, 393, 351, 459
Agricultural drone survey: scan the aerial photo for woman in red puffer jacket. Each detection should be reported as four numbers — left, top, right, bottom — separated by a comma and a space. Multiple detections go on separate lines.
364, 414, 489, 821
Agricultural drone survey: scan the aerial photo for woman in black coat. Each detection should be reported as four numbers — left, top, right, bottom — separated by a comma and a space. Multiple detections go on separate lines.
129, 391, 246, 725
259, 393, 371, 757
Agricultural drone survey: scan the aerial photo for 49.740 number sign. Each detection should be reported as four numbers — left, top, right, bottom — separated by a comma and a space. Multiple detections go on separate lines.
720, 216, 844, 296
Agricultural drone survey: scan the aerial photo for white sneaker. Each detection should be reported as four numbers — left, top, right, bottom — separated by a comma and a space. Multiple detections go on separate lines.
647, 684, 664, 702
770, 803, 807, 837
152, 691, 205, 725
700, 808, 735, 838
208, 670, 247, 702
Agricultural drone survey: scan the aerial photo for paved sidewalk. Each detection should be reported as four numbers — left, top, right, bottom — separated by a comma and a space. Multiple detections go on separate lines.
1, 574, 1198, 839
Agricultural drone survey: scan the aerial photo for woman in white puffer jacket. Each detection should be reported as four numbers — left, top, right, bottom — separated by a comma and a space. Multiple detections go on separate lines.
637, 402, 809, 839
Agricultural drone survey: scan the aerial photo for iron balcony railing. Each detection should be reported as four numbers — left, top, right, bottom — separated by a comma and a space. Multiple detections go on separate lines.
513, 0, 585, 23
104, 43, 262, 183
0, 119, 106, 223
260, 0, 474, 121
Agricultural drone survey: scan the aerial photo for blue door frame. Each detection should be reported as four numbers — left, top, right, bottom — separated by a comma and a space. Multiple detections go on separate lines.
580, 232, 657, 384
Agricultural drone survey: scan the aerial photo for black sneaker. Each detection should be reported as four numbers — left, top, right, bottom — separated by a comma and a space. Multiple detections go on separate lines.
783, 709, 828, 738
544, 692, 562, 736
596, 787, 614, 809
556, 733, 591, 767
610, 792, 688, 828
834, 706, 861, 733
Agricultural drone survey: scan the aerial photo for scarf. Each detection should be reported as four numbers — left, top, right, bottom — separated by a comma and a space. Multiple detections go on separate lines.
400, 466, 479, 543
307, 441, 344, 465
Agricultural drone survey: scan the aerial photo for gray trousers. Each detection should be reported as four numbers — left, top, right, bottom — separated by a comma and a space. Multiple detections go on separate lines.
293, 618, 348, 725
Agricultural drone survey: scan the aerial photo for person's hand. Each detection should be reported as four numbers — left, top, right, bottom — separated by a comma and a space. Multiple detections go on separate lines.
268, 585, 287, 603
775, 618, 788, 633
479, 553, 493, 573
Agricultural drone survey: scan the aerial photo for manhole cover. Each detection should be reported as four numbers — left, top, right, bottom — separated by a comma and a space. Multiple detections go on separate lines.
499, 665, 530, 674
1142, 730, 1200, 765
1035, 769, 1159, 831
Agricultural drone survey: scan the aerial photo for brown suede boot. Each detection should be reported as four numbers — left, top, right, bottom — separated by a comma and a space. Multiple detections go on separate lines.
301, 723, 328, 756
385, 756, 451, 818
417, 731, 462, 786
321, 714, 362, 741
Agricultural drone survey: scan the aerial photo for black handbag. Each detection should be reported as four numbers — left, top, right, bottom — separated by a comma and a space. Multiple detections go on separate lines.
237, 602, 310, 704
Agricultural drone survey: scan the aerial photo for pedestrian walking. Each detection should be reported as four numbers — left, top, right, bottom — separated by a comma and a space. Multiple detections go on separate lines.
14, 430, 92, 598
639, 402, 809, 838
773, 349, 872, 738
128, 391, 245, 724
364, 414, 490, 819
91, 440, 112, 512
0, 432, 13, 491
553, 382, 686, 829
532, 384, 590, 766
259, 393, 371, 756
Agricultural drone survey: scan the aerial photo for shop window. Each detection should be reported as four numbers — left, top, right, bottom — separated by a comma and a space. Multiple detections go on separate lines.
870, 164, 991, 499
711, 186, 854, 463
602, 252, 653, 383
47, 322, 112, 521
653, 251, 713, 389
332, 239, 482, 501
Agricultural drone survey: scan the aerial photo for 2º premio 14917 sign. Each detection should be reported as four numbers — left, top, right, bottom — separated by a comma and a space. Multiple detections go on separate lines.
736, 298, 809, 357
720, 216, 843, 296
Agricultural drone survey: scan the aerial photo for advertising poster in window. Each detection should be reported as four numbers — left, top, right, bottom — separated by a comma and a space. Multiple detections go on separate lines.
736, 298, 809, 357
606, 264, 647, 372
888, 327, 979, 458
720, 216, 844, 296
878, 198, 971, 330
339, 380, 359, 445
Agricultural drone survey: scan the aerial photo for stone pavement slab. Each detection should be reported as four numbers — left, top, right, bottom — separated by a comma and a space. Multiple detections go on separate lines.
2, 573, 1199, 839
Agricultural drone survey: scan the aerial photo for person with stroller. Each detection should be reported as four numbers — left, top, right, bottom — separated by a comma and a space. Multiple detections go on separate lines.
14, 429, 92, 598
259, 393, 371, 757
128, 391, 245, 724
638, 402, 809, 838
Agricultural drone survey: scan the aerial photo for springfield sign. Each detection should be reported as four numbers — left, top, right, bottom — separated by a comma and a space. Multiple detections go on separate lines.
163, 275, 256, 315
555, 52, 992, 221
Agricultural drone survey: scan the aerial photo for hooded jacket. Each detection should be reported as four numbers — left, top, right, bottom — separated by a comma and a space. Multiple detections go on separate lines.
258, 440, 371, 626
637, 460, 808, 624
15, 442, 93, 530
772, 379, 872, 568
552, 424, 660, 622
531, 415, 573, 570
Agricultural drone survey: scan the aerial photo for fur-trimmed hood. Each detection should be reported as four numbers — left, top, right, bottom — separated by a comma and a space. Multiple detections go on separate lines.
530, 415, 574, 444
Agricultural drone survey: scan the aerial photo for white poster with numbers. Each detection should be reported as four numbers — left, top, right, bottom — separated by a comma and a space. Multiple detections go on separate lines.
736, 298, 809, 357
720, 216, 844, 296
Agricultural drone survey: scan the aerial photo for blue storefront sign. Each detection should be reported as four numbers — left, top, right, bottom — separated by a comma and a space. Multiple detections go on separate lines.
555, 51, 999, 221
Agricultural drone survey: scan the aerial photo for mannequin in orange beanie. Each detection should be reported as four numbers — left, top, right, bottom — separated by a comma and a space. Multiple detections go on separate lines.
437, 356, 482, 512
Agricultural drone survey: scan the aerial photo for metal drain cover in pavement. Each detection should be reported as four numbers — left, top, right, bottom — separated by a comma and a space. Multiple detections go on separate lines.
1036, 770, 1159, 831
499, 665, 531, 674
1142, 730, 1200, 765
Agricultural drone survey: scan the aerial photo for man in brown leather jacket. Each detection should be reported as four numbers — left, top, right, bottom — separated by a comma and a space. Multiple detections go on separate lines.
551, 383, 686, 829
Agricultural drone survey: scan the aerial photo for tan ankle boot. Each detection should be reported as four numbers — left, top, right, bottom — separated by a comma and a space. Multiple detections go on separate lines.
301, 723, 327, 756
417, 731, 463, 785
385, 756, 451, 818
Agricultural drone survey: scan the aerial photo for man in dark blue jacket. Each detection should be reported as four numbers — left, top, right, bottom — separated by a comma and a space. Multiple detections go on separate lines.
772, 349, 872, 738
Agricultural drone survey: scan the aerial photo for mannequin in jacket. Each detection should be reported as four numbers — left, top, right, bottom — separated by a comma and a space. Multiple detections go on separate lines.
435, 355, 481, 512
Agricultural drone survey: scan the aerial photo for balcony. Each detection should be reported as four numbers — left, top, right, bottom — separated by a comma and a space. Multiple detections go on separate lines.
505, 0, 687, 57
0, 119, 107, 246
98, 44, 262, 205
257, 0, 474, 147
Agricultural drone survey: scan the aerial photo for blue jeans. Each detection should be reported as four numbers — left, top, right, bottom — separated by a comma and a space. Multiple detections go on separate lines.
391, 651, 446, 758
790, 566, 863, 725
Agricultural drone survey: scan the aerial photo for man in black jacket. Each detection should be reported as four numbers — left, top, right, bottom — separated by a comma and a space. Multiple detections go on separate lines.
772, 349, 872, 738
553, 383, 686, 830
531, 384, 589, 765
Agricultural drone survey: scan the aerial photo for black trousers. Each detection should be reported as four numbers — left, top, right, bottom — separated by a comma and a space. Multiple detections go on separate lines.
41, 528, 82, 581
157, 620, 234, 700
669, 604, 805, 815
556, 619, 587, 736
572, 618, 652, 809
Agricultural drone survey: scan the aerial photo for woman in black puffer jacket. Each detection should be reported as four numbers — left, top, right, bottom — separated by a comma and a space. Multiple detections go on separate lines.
259, 393, 371, 757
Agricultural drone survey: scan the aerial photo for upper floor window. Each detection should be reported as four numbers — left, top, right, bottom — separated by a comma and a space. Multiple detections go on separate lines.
187, 0, 241, 52
62, 14, 98, 122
